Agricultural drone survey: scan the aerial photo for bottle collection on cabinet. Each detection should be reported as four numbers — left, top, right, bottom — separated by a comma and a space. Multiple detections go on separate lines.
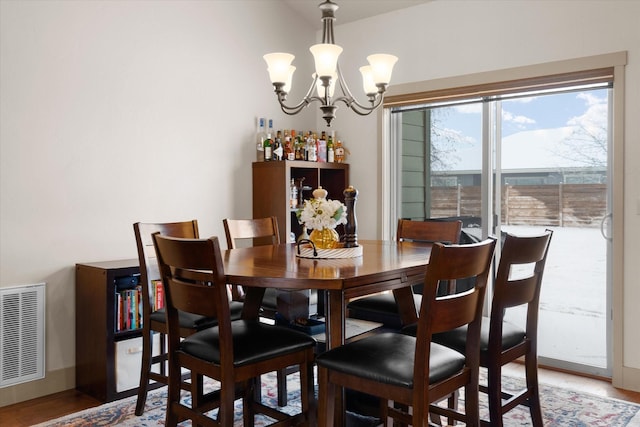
255, 117, 347, 164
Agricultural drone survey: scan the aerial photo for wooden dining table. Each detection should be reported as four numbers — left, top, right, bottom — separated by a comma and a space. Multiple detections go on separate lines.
223, 239, 432, 351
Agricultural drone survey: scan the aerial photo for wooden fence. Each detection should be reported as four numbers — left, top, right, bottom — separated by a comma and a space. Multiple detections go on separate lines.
430, 184, 606, 227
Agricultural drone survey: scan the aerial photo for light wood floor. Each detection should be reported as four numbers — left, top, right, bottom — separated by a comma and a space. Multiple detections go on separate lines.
1, 364, 639, 426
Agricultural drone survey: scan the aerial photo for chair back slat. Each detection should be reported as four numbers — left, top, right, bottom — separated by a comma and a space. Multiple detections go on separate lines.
397, 219, 462, 244
499, 276, 539, 309
168, 280, 220, 318
223, 217, 280, 249
430, 289, 483, 333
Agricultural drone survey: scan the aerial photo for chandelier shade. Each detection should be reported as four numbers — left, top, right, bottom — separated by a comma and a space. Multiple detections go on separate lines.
359, 66, 377, 96
309, 44, 343, 77
263, 0, 398, 126
264, 53, 295, 84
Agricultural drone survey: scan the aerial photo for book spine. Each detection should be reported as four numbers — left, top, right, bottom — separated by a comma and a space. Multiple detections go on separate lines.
156, 281, 164, 310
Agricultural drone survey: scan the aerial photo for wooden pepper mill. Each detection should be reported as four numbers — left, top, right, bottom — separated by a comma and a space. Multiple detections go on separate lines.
343, 185, 358, 248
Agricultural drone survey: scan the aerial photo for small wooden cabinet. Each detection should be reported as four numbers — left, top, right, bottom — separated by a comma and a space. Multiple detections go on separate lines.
252, 161, 350, 243
75, 259, 155, 402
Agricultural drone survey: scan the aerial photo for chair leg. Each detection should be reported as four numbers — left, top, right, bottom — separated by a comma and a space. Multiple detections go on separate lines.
486, 365, 504, 427
244, 379, 256, 427
465, 381, 481, 427
165, 363, 181, 427
525, 356, 544, 427
277, 368, 288, 406
191, 372, 204, 419
304, 361, 316, 426
253, 374, 262, 402
447, 390, 459, 426
135, 328, 153, 416
318, 367, 335, 427
380, 400, 389, 426
218, 379, 237, 427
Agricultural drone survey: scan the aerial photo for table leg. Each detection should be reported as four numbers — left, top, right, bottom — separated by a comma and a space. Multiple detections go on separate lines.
240, 287, 265, 321
393, 287, 418, 326
325, 290, 346, 426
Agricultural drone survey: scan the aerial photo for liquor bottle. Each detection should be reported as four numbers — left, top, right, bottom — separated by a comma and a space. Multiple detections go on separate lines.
285, 129, 295, 160
317, 131, 327, 162
264, 133, 273, 161
335, 140, 345, 163
295, 131, 305, 160
255, 117, 266, 162
327, 134, 335, 163
273, 130, 283, 161
306, 131, 317, 162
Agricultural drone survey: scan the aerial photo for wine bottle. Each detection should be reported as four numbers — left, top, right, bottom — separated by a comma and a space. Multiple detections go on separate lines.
264, 133, 273, 161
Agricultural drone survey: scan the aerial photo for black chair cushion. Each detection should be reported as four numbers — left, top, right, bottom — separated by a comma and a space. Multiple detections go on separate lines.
150, 301, 244, 330
347, 293, 423, 329
180, 320, 316, 366
315, 332, 465, 388
403, 317, 526, 354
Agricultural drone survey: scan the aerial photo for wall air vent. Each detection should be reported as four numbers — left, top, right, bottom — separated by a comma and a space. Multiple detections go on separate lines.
0, 283, 46, 388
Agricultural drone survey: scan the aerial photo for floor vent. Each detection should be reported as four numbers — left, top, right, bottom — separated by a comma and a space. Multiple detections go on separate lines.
0, 283, 45, 388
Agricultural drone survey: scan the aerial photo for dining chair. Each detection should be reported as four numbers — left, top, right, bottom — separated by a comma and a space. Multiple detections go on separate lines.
153, 234, 316, 427
316, 238, 497, 427
424, 229, 553, 427
222, 216, 280, 318
132, 221, 243, 416
223, 216, 299, 406
346, 218, 463, 328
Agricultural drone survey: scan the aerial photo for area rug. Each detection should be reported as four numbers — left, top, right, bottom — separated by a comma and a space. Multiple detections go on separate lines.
34, 369, 640, 426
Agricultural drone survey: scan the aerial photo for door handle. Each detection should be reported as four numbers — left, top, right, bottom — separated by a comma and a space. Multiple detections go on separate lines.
600, 212, 612, 241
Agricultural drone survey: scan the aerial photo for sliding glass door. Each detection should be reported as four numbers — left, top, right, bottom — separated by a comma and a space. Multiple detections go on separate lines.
387, 85, 612, 376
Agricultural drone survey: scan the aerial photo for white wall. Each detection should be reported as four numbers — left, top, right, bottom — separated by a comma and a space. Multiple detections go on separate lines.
328, 0, 640, 386
1, 0, 639, 405
0, 0, 316, 404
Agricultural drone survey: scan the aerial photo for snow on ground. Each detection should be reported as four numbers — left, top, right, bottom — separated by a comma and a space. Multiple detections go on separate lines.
500, 225, 607, 368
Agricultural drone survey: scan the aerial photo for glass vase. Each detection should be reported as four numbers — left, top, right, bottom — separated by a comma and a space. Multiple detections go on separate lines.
309, 227, 340, 249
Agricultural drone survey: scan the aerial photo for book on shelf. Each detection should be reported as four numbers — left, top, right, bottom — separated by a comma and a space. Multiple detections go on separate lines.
114, 284, 143, 332
151, 279, 164, 311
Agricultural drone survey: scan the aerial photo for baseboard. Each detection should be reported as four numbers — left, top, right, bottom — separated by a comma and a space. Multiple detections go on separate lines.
613, 365, 640, 392
0, 366, 75, 407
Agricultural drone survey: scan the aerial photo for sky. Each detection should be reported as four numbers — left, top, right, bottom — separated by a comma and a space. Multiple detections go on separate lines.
432, 87, 609, 171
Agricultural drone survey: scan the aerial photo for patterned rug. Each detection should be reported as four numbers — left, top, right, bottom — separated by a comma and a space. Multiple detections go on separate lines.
34, 369, 640, 426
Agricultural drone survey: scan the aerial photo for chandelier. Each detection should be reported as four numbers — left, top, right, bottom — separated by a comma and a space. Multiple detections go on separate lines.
263, 0, 398, 127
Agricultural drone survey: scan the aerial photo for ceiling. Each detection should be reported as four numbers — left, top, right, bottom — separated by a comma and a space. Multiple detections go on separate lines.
282, 0, 432, 30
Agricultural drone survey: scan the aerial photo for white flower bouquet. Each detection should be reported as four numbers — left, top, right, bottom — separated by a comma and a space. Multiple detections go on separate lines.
296, 195, 347, 231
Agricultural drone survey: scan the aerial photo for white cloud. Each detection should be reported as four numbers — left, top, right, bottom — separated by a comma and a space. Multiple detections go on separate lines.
503, 110, 536, 125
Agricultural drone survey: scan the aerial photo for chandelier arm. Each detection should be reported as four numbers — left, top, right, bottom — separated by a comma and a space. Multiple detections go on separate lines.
332, 63, 384, 116
336, 94, 384, 116
273, 75, 324, 115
